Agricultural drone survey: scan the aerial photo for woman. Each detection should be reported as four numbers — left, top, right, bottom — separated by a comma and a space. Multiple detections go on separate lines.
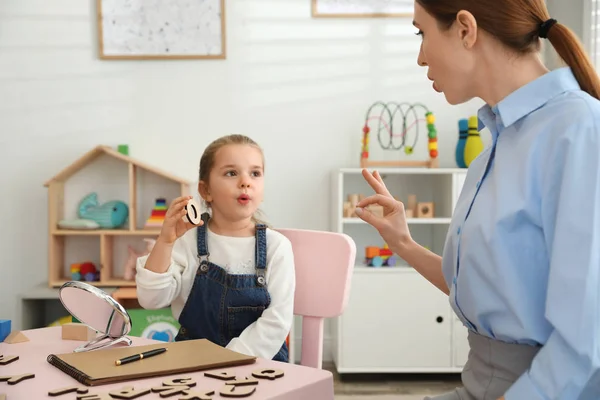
355, 1, 600, 399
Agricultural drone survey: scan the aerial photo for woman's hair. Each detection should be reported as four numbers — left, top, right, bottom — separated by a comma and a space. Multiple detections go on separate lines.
416, 0, 600, 100
198, 134, 268, 225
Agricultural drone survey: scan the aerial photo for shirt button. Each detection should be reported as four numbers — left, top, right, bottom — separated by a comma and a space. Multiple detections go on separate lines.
457, 227, 461, 235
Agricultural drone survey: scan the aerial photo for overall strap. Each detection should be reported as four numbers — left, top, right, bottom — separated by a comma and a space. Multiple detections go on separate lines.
196, 212, 211, 260
255, 224, 267, 286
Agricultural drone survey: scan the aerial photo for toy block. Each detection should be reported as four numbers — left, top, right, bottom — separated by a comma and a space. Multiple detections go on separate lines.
343, 201, 353, 218
407, 194, 417, 216
368, 205, 384, 218
62, 323, 96, 341
3, 331, 29, 344
405, 209, 414, 218
417, 202, 434, 218
144, 198, 168, 229
0, 320, 10, 342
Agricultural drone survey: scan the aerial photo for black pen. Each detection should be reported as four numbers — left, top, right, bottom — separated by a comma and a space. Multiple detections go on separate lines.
115, 347, 167, 366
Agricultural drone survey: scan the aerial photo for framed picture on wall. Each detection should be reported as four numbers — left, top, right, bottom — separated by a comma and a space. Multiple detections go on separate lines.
311, 0, 413, 18
97, 0, 226, 60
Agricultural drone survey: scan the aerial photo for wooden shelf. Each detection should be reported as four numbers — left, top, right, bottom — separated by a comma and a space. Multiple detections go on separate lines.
45, 145, 191, 289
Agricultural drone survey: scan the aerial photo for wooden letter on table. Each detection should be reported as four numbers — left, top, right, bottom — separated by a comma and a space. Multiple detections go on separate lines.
179, 389, 216, 400
109, 386, 152, 399
0, 373, 35, 385
48, 385, 89, 396
0, 355, 19, 365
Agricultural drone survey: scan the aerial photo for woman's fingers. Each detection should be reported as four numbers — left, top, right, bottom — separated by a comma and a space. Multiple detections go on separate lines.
361, 169, 392, 197
356, 193, 396, 209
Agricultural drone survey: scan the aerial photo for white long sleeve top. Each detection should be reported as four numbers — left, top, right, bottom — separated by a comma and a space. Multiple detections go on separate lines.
135, 226, 296, 360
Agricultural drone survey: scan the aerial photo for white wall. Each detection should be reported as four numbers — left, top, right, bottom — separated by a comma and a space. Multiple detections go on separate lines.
0, 0, 484, 360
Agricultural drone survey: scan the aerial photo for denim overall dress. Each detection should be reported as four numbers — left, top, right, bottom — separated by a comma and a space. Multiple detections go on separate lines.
174, 213, 288, 363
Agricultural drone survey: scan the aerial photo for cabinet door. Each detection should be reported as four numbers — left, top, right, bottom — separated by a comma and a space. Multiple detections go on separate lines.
453, 316, 470, 367
339, 270, 452, 370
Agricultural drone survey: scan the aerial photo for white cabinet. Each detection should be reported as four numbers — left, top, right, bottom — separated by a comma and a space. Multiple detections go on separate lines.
330, 168, 469, 374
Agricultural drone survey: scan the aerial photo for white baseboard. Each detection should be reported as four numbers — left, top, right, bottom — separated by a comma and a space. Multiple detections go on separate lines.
292, 336, 333, 364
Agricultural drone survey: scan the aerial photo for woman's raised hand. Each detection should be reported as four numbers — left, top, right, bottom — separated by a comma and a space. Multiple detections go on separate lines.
158, 196, 202, 245
355, 169, 413, 253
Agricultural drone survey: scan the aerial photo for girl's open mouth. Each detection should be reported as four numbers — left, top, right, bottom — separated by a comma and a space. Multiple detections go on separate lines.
238, 194, 250, 205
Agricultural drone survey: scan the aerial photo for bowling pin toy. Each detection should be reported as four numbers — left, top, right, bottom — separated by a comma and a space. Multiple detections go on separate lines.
455, 119, 468, 168
464, 116, 484, 167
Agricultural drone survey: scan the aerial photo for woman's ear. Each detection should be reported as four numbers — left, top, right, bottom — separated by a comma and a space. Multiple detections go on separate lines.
198, 181, 212, 203
455, 10, 477, 49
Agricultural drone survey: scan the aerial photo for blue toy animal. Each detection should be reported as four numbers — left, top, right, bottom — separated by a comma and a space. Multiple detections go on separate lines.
78, 192, 129, 229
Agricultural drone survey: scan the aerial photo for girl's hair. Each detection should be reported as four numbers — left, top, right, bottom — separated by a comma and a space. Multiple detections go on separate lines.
416, 0, 600, 100
198, 134, 269, 226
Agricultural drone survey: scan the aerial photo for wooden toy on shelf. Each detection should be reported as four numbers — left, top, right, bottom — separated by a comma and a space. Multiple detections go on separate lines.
464, 115, 484, 167
360, 101, 439, 169
365, 244, 398, 267
44, 145, 191, 288
144, 198, 168, 229
417, 202, 435, 218
343, 194, 383, 219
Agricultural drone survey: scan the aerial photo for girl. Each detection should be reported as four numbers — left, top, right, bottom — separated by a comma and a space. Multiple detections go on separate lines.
135, 134, 295, 363
356, 1, 600, 399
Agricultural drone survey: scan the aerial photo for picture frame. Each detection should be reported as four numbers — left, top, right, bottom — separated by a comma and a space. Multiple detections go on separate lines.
97, 0, 226, 60
311, 0, 413, 18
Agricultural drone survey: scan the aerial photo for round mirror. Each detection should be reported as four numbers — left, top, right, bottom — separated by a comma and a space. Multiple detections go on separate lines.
59, 281, 133, 352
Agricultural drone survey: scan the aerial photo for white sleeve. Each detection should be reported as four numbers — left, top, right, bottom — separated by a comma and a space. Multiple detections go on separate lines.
226, 237, 296, 359
135, 233, 192, 310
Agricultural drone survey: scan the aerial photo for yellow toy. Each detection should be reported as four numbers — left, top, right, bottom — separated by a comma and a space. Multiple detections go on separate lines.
464, 116, 484, 166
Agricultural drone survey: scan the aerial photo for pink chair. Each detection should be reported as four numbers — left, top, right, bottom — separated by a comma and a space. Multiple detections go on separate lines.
277, 228, 356, 369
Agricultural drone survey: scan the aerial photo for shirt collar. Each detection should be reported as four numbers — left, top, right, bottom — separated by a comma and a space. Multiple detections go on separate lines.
477, 67, 581, 140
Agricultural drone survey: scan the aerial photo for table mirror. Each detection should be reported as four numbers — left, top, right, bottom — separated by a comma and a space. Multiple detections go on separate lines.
58, 281, 133, 352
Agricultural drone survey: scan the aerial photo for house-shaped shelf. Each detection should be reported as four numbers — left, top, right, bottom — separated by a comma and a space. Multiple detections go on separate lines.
44, 145, 192, 288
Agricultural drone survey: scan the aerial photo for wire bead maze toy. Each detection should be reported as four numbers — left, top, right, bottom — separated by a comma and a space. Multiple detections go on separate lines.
360, 101, 439, 168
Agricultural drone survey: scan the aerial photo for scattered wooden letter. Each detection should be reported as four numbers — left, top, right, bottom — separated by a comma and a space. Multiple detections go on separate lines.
151, 384, 190, 398
76, 393, 113, 400
162, 377, 196, 387
3, 331, 29, 344
109, 386, 152, 399
0, 355, 19, 365
0, 373, 35, 385
179, 389, 216, 400
204, 371, 236, 381
225, 377, 259, 386
219, 385, 256, 398
48, 385, 89, 396
251, 369, 284, 381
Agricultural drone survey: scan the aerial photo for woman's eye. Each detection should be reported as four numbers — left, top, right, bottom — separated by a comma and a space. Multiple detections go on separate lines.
415, 30, 423, 37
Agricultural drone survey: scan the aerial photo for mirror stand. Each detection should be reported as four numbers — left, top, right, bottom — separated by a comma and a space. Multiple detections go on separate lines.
59, 281, 134, 353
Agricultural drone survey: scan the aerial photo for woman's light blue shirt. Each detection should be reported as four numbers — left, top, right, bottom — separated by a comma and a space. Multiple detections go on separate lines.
442, 67, 600, 399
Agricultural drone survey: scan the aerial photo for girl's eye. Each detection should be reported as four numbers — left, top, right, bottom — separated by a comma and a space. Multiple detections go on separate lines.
225, 170, 236, 177
252, 171, 262, 177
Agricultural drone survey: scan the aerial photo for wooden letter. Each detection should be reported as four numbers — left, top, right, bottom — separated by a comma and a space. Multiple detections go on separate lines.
251, 368, 284, 380
77, 394, 113, 400
179, 390, 215, 400
0, 355, 19, 365
0, 373, 35, 385
225, 377, 259, 386
151, 385, 190, 397
204, 371, 236, 381
3, 331, 29, 344
162, 377, 196, 387
109, 386, 152, 399
219, 385, 256, 398
48, 386, 89, 396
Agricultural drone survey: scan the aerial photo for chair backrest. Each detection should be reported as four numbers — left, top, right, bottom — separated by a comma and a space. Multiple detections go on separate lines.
277, 228, 356, 369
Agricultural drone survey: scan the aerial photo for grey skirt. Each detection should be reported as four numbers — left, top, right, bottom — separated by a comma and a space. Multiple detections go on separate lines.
425, 331, 541, 400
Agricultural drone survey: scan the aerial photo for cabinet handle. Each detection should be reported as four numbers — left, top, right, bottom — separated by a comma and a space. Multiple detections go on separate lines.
436, 316, 444, 323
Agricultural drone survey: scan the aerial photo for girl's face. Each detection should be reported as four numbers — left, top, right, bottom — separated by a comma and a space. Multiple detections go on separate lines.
414, 2, 477, 105
199, 144, 264, 223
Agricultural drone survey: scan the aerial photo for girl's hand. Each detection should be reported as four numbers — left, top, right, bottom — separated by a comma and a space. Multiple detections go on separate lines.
158, 196, 202, 245
355, 169, 413, 254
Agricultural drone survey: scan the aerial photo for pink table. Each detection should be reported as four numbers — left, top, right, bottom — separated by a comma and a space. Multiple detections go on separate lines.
0, 327, 333, 399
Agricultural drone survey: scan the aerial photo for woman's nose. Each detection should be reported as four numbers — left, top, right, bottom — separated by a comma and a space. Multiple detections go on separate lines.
417, 45, 427, 66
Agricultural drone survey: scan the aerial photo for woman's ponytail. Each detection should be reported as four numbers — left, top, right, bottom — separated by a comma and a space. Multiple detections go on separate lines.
546, 23, 600, 100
